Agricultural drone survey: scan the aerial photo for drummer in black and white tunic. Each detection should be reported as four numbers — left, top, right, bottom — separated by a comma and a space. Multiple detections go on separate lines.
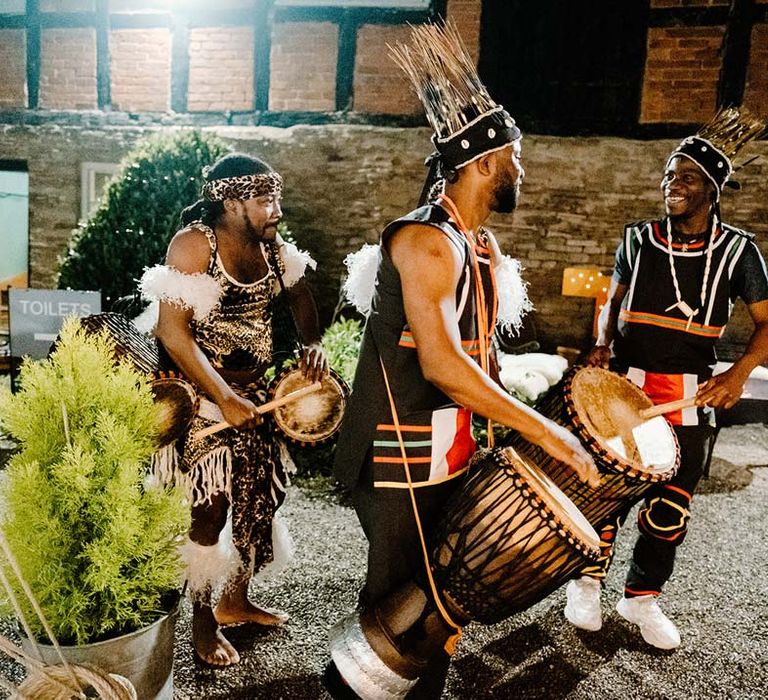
566, 109, 768, 650
139, 153, 327, 667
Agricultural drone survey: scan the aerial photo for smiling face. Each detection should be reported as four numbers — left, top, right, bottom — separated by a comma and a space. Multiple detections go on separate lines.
661, 156, 716, 222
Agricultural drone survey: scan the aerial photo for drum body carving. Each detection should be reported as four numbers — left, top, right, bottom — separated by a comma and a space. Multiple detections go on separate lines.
507, 366, 680, 527
269, 367, 348, 445
329, 447, 599, 699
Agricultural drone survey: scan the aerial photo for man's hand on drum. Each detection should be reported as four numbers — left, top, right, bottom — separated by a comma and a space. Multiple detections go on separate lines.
526, 419, 601, 488
219, 391, 263, 430
299, 341, 329, 383
696, 368, 747, 411
586, 345, 611, 369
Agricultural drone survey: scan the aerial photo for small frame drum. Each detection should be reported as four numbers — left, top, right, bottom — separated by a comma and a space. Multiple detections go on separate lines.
330, 447, 599, 699
269, 367, 349, 445
506, 366, 680, 527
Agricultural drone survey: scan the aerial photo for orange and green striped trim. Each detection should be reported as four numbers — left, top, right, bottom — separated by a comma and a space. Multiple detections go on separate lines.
620, 309, 723, 338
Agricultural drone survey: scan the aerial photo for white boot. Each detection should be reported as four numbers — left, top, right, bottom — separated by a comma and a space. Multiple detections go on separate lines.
564, 577, 602, 631
616, 595, 681, 649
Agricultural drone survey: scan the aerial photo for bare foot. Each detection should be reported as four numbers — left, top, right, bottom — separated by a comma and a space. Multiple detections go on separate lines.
193, 605, 240, 667
214, 598, 289, 627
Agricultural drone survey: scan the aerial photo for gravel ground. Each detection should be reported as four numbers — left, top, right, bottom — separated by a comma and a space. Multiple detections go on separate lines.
170, 424, 768, 700
1, 424, 766, 699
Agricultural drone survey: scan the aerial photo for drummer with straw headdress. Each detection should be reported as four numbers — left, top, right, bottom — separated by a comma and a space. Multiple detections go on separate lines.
565, 108, 768, 650
327, 22, 599, 699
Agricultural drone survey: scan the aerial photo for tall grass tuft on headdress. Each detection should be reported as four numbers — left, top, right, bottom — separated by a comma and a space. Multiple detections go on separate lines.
698, 106, 766, 161
389, 21, 520, 178
389, 22, 498, 139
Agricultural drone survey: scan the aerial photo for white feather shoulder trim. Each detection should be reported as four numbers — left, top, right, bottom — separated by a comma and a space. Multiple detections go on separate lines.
275, 241, 317, 291
495, 255, 534, 334
342, 244, 380, 316
139, 264, 222, 321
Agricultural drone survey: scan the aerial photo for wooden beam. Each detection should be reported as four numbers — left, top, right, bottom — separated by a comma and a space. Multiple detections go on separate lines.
718, 0, 756, 107
95, 0, 110, 110
431, 0, 449, 21
26, 0, 40, 110
170, 12, 190, 113
254, 0, 273, 112
649, 6, 730, 27
110, 13, 172, 30
39, 12, 96, 28
335, 11, 357, 112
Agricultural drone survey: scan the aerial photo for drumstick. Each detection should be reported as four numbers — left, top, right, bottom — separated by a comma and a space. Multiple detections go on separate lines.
193, 381, 323, 440
639, 397, 697, 419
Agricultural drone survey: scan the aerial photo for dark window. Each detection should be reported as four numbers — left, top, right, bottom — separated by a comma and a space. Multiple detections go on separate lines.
479, 0, 649, 136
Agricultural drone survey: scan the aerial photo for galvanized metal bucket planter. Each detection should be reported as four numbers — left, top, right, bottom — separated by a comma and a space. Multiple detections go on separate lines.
21, 605, 178, 700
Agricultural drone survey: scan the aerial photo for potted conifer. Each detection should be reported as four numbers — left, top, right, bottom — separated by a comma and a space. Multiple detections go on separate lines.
0, 319, 189, 699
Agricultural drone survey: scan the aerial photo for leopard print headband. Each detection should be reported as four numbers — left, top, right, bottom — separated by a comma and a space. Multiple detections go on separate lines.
202, 172, 283, 201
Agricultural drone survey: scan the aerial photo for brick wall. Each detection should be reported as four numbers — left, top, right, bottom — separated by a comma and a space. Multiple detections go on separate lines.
2, 123, 766, 353
110, 28, 171, 112
353, 24, 422, 115
447, 0, 482, 64
39, 28, 97, 110
640, 26, 724, 123
744, 23, 768, 114
269, 22, 338, 112
187, 27, 254, 112
0, 30, 26, 109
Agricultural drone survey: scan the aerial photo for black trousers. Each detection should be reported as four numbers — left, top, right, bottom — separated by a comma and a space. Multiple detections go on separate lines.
352, 456, 465, 699
591, 424, 713, 595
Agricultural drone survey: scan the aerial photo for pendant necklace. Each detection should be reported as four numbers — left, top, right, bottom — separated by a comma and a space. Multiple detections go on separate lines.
664, 217, 716, 331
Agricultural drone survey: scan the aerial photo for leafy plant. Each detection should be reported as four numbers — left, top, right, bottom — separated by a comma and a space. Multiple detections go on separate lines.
57, 130, 229, 308
321, 316, 363, 386
0, 320, 189, 645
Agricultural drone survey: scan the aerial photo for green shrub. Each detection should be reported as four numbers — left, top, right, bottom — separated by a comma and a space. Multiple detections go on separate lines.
0, 320, 189, 645
58, 130, 228, 308
322, 316, 364, 387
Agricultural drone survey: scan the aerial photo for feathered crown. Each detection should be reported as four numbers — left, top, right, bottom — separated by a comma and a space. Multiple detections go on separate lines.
389, 22, 520, 171
667, 106, 766, 194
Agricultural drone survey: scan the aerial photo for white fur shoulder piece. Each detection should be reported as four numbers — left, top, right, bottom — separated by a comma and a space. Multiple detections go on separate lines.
139, 264, 223, 321
495, 255, 534, 334
275, 241, 317, 291
342, 243, 380, 316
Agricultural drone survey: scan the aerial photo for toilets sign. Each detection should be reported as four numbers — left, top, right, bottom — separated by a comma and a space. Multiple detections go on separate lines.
9, 288, 101, 358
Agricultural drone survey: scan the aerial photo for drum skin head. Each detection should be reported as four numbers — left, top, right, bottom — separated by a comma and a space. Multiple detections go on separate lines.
270, 367, 348, 445
501, 447, 599, 551
569, 366, 678, 475
150, 374, 198, 447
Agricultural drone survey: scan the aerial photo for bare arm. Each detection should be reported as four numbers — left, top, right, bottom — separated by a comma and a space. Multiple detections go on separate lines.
697, 299, 768, 409
284, 277, 328, 382
390, 224, 598, 486
588, 279, 628, 368
154, 229, 261, 429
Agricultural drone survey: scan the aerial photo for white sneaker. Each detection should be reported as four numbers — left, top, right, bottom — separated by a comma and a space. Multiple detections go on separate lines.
616, 595, 681, 649
564, 577, 602, 631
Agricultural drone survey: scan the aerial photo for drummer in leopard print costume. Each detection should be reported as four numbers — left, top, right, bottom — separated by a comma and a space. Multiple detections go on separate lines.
564, 108, 768, 650
139, 153, 327, 667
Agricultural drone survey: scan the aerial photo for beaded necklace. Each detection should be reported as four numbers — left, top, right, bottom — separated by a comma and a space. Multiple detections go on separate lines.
663, 216, 716, 331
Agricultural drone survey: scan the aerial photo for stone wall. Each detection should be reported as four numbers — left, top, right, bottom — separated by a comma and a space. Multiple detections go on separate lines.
2, 123, 766, 355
